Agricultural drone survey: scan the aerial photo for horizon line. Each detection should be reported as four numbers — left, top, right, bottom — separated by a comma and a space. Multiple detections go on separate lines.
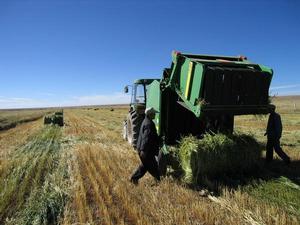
1, 94, 300, 110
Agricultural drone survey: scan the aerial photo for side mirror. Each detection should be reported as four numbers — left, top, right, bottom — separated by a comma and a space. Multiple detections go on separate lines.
124, 86, 129, 93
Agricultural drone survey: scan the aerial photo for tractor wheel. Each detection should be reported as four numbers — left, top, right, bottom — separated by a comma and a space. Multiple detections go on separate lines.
126, 111, 144, 149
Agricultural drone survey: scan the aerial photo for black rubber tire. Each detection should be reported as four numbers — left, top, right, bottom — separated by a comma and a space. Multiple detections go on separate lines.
126, 111, 144, 149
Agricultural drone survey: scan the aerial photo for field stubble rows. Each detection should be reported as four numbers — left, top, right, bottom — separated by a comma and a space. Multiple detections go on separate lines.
0, 124, 70, 224
61, 109, 299, 225
0, 106, 299, 224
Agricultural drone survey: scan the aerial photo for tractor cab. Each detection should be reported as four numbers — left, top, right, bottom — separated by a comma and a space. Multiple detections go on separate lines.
124, 79, 158, 113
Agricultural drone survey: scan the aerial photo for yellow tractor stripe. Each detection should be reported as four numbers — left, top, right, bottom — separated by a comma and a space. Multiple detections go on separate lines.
185, 62, 193, 99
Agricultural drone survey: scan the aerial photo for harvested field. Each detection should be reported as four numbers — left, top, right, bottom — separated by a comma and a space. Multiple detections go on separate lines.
60, 108, 299, 225
0, 125, 70, 224
0, 119, 43, 178
0, 109, 54, 131
0, 97, 299, 224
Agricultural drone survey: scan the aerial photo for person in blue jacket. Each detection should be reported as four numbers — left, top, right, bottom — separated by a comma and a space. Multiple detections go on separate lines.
265, 107, 290, 164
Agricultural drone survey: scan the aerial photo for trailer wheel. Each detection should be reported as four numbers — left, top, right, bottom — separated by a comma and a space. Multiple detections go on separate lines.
126, 111, 144, 149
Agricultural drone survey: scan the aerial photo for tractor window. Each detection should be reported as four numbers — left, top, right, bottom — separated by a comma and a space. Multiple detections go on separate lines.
132, 84, 145, 104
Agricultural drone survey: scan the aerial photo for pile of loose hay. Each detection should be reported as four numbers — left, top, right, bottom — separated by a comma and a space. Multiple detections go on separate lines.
178, 133, 262, 184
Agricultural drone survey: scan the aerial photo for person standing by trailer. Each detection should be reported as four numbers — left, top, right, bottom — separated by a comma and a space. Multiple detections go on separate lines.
130, 107, 160, 184
265, 107, 291, 164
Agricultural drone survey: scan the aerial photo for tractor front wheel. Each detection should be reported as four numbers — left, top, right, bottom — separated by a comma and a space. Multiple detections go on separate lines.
126, 111, 144, 149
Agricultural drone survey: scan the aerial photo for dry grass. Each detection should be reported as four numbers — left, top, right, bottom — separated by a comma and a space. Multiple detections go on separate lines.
60, 108, 299, 225
0, 123, 69, 224
0, 109, 53, 131
61, 110, 226, 225
0, 119, 42, 179
271, 95, 300, 113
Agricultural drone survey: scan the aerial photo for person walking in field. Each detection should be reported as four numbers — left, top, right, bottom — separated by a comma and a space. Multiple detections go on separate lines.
265, 107, 291, 164
130, 107, 160, 184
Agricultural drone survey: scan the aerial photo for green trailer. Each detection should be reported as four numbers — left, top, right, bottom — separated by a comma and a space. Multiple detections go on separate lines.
123, 51, 274, 173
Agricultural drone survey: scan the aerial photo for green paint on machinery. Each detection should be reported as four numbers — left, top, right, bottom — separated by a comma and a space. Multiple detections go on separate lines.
44, 111, 64, 127
123, 51, 274, 172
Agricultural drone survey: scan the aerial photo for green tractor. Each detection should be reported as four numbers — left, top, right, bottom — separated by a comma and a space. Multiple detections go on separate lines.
123, 51, 274, 173
123, 79, 158, 148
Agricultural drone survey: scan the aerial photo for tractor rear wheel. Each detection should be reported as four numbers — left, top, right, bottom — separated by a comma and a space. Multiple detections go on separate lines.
126, 111, 144, 149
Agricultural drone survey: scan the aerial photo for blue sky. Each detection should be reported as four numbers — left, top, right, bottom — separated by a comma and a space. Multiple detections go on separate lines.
0, 0, 299, 109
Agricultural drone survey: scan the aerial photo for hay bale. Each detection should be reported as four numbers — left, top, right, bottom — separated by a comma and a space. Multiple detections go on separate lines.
44, 116, 52, 125
52, 115, 64, 127
44, 112, 64, 127
54, 111, 63, 116
178, 133, 262, 184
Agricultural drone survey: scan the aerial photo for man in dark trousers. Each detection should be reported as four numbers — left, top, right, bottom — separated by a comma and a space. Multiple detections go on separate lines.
130, 107, 160, 184
265, 107, 291, 164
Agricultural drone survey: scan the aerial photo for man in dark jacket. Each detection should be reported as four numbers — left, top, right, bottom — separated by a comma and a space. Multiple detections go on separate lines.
130, 107, 160, 184
265, 107, 290, 164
